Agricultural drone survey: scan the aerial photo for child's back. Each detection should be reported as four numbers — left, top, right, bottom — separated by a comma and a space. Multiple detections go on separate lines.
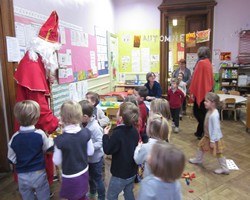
53, 101, 94, 200
138, 141, 185, 200
8, 100, 52, 200
103, 102, 139, 200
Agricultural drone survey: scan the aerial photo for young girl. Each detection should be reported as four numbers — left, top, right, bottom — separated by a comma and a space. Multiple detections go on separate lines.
189, 92, 230, 175
150, 98, 171, 141
167, 78, 185, 133
138, 141, 185, 200
134, 113, 169, 178
103, 102, 139, 200
53, 101, 94, 200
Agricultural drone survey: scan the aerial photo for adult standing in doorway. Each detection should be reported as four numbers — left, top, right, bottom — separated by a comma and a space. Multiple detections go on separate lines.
14, 11, 60, 187
144, 72, 162, 101
189, 46, 214, 139
172, 59, 191, 115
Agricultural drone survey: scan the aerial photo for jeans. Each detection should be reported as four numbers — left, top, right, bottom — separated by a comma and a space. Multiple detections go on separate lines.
107, 175, 136, 200
89, 157, 105, 200
18, 169, 50, 200
170, 107, 181, 127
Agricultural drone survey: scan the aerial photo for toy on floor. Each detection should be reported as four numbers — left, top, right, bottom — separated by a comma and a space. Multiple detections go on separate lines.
182, 172, 196, 193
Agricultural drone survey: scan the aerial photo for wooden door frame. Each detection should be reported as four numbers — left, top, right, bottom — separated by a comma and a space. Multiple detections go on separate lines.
0, 0, 16, 172
158, 0, 216, 92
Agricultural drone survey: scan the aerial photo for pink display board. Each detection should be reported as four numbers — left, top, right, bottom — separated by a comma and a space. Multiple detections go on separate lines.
14, 15, 98, 84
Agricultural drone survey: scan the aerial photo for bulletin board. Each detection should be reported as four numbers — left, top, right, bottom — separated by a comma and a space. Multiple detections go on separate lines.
14, 6, 109, 85
118, 29, 160, 73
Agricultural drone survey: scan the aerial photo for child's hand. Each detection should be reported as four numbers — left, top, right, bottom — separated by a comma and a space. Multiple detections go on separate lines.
104, 125, 111, 135
210, 142, 215, 149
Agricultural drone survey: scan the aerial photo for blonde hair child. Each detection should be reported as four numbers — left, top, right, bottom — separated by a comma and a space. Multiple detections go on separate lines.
138, 141, 185, 200
53, 100, 94, 200
150, 98, 172, 141
134, 113, 169, 178
103, 102, 139, 200
189, 92, 229, 175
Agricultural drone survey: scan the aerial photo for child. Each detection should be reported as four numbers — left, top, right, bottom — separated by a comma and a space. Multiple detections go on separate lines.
134, 86, 149, 137
189, 92, 229, 175
178, 72, 187, 119
150, 98, 172, 141
167, 78, 185, 133
134, 113, 169, 178
86, 91, 110, 127
138, 141, 185, 200
103, 102, 139, 200
53, 100, 94, 200
8, 100, 53, 200
79, 100, 105, 200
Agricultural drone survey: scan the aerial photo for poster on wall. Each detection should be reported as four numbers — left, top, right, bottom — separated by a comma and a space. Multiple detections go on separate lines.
186, 32, 196, 48
186, 53, 198, 74
196, 29, 211, 43
220, 52, 231, 61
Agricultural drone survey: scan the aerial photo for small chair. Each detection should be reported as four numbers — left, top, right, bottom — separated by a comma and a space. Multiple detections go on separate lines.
229, 90, 240, 96
221, 98, 237, 121
106, 107, 119, 126
215, 90, 225, 94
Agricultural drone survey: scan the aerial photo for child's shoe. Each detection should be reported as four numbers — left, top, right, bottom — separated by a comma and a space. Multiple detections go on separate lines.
174, 127, 179, 133
189, 150, 203, 164
214, 157, 230, 175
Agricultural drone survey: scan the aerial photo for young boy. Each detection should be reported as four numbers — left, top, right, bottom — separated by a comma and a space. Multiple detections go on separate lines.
103, 102, 139, 200
86, 91, 110, 127
79, 100, 106, 200
8, 100, 53, 200
167, 78, 185, 133
134, 86, 149, 140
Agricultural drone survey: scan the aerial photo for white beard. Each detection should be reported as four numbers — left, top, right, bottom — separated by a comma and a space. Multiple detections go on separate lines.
28, 37, 61, 75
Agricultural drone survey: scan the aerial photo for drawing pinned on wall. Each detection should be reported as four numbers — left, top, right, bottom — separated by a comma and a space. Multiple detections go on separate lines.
58, 67, 73, 79
186, 32, 196, 48
134, 35, 141, 48
90, 51, 97, 74
121, 56, 130, 70
132, 49, 140, 72
220, 52, 231, 61
60, 26, 66, 44
141, 48, 150, 72
196, 29, 210, 43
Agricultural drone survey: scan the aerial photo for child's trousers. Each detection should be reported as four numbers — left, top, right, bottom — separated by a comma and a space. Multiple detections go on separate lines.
18, 169, 50, 200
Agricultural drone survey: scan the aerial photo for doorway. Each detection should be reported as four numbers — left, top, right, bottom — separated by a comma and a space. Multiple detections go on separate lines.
158, 0, 217, 92
0, 0, 16, 172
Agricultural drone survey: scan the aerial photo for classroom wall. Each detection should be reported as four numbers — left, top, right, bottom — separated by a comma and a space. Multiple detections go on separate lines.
113, 0, 162, 32
13, 0, 115, 94
212, 0, 250, 69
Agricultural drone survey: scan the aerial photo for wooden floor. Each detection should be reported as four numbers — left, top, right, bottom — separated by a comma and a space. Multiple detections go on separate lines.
1, 107, 250, 200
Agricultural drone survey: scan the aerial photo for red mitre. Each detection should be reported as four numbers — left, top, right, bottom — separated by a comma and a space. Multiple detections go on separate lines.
38, 11, 59, 43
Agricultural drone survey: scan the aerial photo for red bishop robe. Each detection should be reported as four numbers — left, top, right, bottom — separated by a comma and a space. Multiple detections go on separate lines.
14, 51, 58, 185
189, 58, 214, 107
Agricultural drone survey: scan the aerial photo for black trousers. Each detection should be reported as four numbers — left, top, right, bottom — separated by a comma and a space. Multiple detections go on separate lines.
170, 107, 181, 127
193, 100, 207, 138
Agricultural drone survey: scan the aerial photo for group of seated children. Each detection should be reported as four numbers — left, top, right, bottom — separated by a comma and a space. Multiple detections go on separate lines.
8, 85, 228, 200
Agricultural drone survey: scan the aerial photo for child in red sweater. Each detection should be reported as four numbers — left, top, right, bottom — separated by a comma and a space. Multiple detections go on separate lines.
134, 86, 149, 142
167, 78, 185, 133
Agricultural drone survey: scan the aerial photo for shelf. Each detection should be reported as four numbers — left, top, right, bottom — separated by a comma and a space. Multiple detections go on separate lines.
238, 86, 250, 88
221, 78, 238, 80
221, 85, 237, 87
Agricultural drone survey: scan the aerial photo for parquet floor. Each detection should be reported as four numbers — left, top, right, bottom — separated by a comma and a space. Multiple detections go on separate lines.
1, 107, 250, 200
